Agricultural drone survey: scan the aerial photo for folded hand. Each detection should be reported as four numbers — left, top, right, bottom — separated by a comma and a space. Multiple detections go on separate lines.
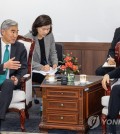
11, 76, 18, 85
52, 64, 57, 69
41, 64, 50, 72
101, 74, 110, 90
107, 57, 116, 65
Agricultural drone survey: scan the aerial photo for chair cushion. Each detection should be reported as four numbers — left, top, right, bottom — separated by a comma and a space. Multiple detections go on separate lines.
11, 90, 26, 103
102, 107, 108, 115
101, 96, 110, 107
9, 102, 25, 110
102, 107, 120, 115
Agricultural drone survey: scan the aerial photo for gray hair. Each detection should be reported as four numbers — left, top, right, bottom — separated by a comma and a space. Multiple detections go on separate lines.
1, 19, 18, 30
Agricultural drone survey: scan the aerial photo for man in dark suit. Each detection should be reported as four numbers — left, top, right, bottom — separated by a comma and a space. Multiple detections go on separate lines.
0, 19, 27, 130
102, 67, 120, 134
96, 27, 120, 76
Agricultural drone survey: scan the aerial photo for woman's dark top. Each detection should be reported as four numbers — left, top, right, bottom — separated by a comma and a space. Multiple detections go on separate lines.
38, 38, 47, 65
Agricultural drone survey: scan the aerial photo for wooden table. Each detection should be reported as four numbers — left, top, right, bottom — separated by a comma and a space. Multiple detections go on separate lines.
39, 75, 105, 133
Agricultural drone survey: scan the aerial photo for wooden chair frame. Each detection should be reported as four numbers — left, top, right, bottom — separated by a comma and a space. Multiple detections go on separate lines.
8, 35, 35, 131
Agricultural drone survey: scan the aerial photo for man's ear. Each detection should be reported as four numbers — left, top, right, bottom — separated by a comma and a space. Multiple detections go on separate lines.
1, 29, 4, 36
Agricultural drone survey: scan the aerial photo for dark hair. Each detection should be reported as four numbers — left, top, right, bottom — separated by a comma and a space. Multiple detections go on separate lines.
32, 14, 52, 36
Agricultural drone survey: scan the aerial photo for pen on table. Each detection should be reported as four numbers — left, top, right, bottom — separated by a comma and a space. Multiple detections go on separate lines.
44, 60, 48, 65
107, 55, 112, 60
44, 60, 51, 71
109, 55, 112, 58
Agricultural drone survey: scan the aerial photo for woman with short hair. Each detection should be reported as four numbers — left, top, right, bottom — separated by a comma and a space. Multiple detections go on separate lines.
25, 14, 58, 84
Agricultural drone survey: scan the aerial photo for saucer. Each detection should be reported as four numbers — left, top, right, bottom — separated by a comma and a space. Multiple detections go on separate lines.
80, 81, 92, 85
74, 81, 80, 85
46, 79, 57, 83
80, 81, 86, 85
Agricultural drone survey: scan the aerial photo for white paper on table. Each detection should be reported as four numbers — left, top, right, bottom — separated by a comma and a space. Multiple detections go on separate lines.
32, 66, 60, 76
102, 62, 116, 68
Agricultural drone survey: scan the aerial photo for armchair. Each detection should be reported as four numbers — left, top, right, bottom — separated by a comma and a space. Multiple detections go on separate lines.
55, 43, 63, 65
7, 35, 35, 131
101, 42, 120, 133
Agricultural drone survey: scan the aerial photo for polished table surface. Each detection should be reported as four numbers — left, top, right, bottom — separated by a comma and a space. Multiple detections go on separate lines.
42, 75, 103, 87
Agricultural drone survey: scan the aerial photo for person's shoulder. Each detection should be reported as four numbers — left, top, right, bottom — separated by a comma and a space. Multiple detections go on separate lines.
46, 32, 53, 37
15, 39, 27, 49
15, 41, 25, 48
24, 32, 33, 39
46, 32, 54, 39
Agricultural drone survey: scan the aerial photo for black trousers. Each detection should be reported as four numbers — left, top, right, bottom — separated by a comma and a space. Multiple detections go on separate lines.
107, 84, 120, 133
108, 85, 120, 119
95, 65, 115, 76
32, 72, 45, 84
0, 79, 15, 120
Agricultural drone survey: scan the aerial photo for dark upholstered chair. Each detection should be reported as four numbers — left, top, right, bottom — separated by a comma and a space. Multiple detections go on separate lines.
55, 43, 63, 65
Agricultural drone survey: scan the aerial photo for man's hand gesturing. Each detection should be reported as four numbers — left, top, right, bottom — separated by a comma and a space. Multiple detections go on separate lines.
4, 57, 21, 70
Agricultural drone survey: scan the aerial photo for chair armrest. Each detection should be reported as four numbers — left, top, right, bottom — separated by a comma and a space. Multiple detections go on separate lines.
106, 79, 118, 95
106, 83, 111, 96
20, 74, 31, 91
20, 74, 31, 83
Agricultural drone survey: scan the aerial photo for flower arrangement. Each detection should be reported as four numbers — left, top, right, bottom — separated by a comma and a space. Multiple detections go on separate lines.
58, 52, 80, 75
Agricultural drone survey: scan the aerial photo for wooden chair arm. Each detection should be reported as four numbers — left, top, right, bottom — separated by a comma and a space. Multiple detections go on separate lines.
106, 83, 111, 96
106, 79, 118, 95
20, 74, 31, 83
20, 74, 31, 91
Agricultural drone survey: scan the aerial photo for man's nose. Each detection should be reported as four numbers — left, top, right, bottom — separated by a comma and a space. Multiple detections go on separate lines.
13, 33, 18, 38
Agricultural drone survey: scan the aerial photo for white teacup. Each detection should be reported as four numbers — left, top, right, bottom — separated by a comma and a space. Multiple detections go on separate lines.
48, 74, 55, 81
80, 74, 86, 84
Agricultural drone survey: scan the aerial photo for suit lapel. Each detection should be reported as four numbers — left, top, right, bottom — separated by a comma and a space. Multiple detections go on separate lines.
10, 43, 16, 59
44, 36, 50, 61
9, 42, 17, 75
34, 36, 50, 62
34, 36, 41, 60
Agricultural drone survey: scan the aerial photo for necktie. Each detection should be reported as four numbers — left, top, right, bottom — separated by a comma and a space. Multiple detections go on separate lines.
0, 45, 9, 84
